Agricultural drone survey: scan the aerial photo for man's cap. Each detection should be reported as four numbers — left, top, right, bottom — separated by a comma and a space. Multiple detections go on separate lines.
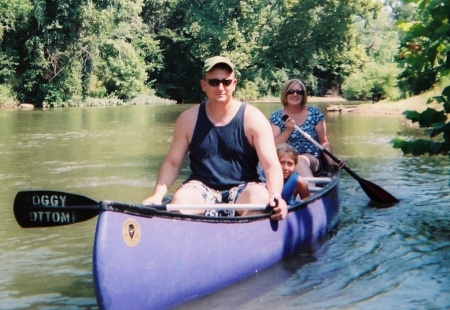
203, 56, 234, 73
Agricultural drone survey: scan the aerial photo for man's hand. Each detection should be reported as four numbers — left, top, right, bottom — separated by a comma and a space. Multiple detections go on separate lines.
269, 193, 288, 220
142, 196, 162, 206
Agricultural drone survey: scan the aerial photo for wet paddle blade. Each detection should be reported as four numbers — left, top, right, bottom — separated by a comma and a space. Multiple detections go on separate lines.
14, 190, 100, 228
356, 176, 400, 204
343, 166, 399, 204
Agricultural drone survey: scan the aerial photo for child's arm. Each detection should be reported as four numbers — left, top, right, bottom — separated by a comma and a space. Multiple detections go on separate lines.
296, 176, 311, 199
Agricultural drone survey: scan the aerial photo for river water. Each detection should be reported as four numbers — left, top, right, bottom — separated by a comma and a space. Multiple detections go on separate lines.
0, 103, 448, 309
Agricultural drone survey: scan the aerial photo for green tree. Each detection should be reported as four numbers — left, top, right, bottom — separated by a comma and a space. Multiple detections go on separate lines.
393, 0, 450, 157
342, 7, 401, 101
342, 62, 400, 101
4, 0, 444, 108
72, 0, 163, 101
5, 0, 163, 106
149, 0, 281, 102
396, 0, 444, 95
0, 0, 32, 87
141, 0, 195, 102
263, 0, 381, 95
12, 0, 90, 106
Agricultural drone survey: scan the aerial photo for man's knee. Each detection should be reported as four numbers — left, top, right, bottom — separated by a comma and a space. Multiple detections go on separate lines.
237, 183, 268, 202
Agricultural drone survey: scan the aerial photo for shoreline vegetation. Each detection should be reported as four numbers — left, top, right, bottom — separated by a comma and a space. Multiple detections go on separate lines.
1, 87, 443, 117
250, 86, 444, 117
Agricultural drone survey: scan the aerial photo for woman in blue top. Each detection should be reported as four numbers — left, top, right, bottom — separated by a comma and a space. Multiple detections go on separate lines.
270, 79, 337, 178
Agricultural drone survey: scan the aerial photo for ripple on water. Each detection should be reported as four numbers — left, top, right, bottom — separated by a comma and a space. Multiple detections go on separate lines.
234, 158, 450, 309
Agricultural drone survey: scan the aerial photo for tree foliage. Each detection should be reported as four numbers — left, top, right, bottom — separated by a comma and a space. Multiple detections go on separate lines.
0, 0, 32, 91
149, 0, 281, 102
342, 62, 400, 101
0, 0, 445, 114
262, 0, 382, 95
393, 0, 450, 157
0, 0, 163, 106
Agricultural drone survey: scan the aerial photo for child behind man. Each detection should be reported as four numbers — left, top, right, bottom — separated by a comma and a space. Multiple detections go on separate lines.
277, 143, 310, 204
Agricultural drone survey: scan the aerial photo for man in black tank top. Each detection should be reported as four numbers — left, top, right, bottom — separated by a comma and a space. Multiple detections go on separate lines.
143, 56, 287, 221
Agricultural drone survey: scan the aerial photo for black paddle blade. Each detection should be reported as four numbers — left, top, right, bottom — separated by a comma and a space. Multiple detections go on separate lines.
357, 177, 399, 204
14, 190, 100, 228
341, 166, 399, 204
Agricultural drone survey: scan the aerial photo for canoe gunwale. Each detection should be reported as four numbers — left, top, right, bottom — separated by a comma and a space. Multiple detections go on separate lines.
98, 173, 339, 224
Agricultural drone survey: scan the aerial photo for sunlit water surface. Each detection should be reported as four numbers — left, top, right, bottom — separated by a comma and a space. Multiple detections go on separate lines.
0, 103, 448, 309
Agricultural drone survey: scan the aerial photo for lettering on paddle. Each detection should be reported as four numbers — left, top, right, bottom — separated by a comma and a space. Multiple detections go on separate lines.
29, 211, 71, 223
29, 194, 71, 223
32, 194, 67, 207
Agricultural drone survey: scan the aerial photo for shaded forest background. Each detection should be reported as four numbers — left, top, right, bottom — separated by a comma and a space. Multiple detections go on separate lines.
0, 0, 445, 106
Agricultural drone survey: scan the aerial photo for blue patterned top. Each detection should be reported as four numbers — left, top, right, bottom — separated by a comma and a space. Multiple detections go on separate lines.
269, 106, 324, 158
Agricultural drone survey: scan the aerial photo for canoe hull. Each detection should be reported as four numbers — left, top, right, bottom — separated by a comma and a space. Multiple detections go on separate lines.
93, 176, 340, 309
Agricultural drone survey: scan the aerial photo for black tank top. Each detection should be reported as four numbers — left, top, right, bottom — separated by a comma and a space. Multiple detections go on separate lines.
188, 101, 260, 190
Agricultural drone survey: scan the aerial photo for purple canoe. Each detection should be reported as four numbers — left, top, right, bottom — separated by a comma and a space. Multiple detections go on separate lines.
93, 174, 340, 309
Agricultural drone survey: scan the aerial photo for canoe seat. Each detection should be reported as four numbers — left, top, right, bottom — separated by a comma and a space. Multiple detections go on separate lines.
308, 186, 323, 192
303, 177, 331, 184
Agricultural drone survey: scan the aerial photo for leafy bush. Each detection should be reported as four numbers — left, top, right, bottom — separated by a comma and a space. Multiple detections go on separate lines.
341, 72, 371, 100
88, 75, 108, 98
96, 40, 148, 100
0, 53, 17, 83
83, 97, 125, 107
0, 84, 18, 107
74, 95, 175, 107
342, 62, 400, 101
128, 94, 176, 105
393, 0, 450, 157
234, 81, 259, 101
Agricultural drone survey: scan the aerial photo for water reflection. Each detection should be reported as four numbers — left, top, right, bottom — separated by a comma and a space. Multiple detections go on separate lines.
0, 104, 449, 309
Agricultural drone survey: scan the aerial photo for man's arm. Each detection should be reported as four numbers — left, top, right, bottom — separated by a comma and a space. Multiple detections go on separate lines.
246, 106, 288, 220
142, 108, 195, 205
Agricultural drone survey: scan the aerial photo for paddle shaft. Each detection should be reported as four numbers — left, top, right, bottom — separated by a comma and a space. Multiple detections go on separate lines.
292, 124, 353, 175
292, 123, 384, 181
13, 190, 271, 227
283, 116, 399, 204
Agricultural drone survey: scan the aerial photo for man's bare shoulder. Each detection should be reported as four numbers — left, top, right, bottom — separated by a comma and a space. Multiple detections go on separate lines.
244, 104, 270, 124
243, 104, 272, 142
177, 104, 200, 123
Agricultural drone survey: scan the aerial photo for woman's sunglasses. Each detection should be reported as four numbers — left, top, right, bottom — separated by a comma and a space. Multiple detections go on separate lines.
207, 79, 233, 87
286, 89, 304, 95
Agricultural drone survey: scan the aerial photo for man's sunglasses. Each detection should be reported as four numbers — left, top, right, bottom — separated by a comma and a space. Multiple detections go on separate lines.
286, 89, 304, 95
207, 79, 234, 87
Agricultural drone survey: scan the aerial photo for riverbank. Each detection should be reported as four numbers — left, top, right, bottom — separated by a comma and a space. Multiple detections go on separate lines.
252, 93, 440, 117
2, 89, 443, 115
251, 96, 347, 103
316, 87, 444, 116
351, 87, 445, 116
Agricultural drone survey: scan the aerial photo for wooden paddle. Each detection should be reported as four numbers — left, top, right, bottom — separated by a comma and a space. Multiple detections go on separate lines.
13, 190, 271, 228
281, 114, 399, 204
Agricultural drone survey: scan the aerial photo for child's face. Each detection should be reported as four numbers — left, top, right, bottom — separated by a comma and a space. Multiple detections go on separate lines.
279, 152, 296, 179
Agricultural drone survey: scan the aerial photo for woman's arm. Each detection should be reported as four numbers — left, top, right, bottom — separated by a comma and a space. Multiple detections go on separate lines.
315, 120, 335, 166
